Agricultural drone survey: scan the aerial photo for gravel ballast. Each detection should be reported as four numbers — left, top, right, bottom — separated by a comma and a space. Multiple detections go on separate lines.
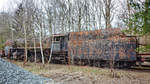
0, 58, 54, 84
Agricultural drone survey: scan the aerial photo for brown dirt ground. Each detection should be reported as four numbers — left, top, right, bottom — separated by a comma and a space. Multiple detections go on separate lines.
7, 60, 150, 84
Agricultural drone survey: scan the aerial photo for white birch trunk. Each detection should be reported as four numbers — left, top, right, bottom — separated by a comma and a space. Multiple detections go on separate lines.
48, 37, 54, 63
34, 38, 37, 63
24, 22, 28, 63
40, 26, 45, 64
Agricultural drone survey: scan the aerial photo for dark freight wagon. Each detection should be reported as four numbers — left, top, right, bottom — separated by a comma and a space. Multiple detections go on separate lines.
68, 28, 137, 68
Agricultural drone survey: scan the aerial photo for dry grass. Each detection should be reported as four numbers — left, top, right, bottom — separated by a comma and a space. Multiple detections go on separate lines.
12, 61, 115, 76
8, 60, 150, 84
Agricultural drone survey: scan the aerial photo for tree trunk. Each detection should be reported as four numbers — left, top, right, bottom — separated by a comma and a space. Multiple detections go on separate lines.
48, 36, 54, 63
34, 38, 37, 63
78, 8, 81, 32
40, 26, 45, 64
24, 22, 28, 64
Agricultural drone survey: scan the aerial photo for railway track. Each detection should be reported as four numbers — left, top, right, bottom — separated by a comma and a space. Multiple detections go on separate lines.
126, 65, 150, 73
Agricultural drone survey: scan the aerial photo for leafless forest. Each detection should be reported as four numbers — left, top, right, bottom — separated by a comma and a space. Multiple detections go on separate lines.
0, 0, 132, 63
0, 0, 130, 42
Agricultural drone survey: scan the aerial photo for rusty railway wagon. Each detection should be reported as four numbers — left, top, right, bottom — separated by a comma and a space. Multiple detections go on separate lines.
8, 28, 139, 68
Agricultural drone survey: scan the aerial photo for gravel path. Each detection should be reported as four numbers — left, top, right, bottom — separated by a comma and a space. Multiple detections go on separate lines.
0, 58, 55, 84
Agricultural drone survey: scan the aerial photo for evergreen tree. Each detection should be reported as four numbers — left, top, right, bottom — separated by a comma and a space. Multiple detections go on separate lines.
128, 0, 150, 52
128, 0, 150, 35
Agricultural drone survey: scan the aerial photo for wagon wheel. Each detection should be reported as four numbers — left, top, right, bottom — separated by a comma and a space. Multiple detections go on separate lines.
93, 61, 100, 67
44, 49, 50, 57
28, 53, 34, 62
114, 61, 120, 68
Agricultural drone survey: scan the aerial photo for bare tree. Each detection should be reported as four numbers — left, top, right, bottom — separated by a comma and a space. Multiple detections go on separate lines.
102, 0, 116, 28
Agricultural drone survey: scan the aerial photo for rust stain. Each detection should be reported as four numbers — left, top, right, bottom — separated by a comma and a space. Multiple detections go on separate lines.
68, 28, 137, 61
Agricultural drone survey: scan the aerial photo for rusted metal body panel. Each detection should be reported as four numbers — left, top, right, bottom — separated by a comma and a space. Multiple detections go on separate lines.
8, 34, 69, 62
68, 28, 137, 61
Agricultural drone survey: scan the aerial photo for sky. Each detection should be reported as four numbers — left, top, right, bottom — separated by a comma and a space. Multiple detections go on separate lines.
0, 0, 8, 11
0, 0, 19, 12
